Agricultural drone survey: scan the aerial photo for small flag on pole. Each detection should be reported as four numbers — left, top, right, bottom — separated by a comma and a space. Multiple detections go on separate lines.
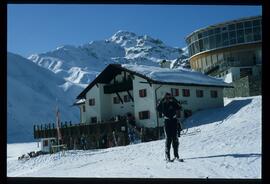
56, 106, 62, 141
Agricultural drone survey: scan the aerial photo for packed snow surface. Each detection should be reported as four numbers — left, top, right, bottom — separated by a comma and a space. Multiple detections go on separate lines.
122, 64, 231, 87
7, 96, 261, 178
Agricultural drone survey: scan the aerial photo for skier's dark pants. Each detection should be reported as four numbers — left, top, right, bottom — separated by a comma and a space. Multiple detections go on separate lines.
164, 118, 179, 159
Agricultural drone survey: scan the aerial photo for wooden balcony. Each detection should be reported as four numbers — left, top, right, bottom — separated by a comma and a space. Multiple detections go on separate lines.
103, 79, 133, 94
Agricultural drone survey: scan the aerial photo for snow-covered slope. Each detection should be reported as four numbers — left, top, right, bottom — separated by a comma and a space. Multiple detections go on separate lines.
7, 96, 261, 178
7, 52, 83, 143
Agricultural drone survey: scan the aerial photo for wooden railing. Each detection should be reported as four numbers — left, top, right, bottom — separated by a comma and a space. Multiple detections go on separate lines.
33, 120, 129, 150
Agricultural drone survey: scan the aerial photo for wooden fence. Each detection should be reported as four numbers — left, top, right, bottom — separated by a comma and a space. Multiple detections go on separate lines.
33, 120, 129, 150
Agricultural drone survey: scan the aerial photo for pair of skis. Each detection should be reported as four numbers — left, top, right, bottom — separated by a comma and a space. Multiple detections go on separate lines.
166, 158, 184, 163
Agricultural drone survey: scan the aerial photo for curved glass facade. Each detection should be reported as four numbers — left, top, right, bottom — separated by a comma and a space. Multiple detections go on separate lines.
186, 16, 262, 58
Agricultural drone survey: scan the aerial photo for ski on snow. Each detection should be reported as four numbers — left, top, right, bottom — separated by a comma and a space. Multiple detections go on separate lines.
166, 158, 184, 163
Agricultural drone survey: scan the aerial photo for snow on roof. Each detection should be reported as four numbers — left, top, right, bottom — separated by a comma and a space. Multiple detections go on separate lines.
74, 99, 86, 105
122, 64, 231, 87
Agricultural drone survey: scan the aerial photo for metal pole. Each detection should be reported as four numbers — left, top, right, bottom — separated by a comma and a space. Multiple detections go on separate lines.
154, 84, 163, 140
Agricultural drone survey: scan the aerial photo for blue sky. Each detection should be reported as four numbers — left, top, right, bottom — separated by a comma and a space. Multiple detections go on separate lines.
8, 4, 261, 57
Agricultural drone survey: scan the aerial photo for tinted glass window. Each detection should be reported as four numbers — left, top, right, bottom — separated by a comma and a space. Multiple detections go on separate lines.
208, 29, 214, 36
209, 36, 216, 49
202, 31, 208, 37
228, 24, 236, 31
236, 22, 243, 29
203, 37, 209, 50
216, 34, 222, 47
245, 28, 253, 42
214, 27, 221, 34
244, 21, 252, 28
198, 33, 202, 39
237, 29, 244, 43
229, 31, 236, 44
222, 32, 229, 46
252, 19, 260, 27
253, 26, 261, 41
199, 39, 204, 51
195, 41, 200, 53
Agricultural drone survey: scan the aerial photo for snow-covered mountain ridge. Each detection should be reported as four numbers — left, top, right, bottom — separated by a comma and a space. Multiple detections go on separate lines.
28, 30, 186, 86
7, 96, 261, 178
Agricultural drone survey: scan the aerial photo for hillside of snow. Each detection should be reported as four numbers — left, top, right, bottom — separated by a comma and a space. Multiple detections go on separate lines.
7, 96, 261, 178
7, 52, 83, 143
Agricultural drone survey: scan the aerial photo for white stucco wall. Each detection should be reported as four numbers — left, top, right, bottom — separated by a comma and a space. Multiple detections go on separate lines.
78, 104, 86, 124
111, 91, 134, 118
85, 85, 101, 123
133, 76, 157, 128
99, 84, 112, 122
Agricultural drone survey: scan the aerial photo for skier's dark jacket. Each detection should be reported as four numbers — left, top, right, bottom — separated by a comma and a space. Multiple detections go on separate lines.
156, 97, 182, 137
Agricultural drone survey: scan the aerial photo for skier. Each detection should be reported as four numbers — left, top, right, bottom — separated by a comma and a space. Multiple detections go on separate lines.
156, 92, 183, 162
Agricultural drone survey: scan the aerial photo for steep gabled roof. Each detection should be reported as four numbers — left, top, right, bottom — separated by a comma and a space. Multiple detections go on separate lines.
76, 64, 232, 99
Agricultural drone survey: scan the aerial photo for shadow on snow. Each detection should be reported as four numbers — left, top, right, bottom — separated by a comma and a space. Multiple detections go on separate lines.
183, 99, 252, 129
184, 153, 261, 160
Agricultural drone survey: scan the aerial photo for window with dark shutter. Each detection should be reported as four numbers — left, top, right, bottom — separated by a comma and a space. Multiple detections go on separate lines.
82, 105, 85, 112
171, 88, 179, 96
139, 111, 150, 120
91, 117, 97, 123
124, 95, 130, 102
210, 90, 218, 98
139, 89, 147, 97
89, 98, 95, 106
113, 96, 120, 104
182, 89, 190, 97
196, 90, 204, 98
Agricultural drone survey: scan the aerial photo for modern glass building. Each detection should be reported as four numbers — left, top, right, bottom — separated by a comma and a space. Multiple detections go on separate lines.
185, 15, 261, 81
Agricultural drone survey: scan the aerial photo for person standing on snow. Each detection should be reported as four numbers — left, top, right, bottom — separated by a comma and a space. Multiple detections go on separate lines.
157, 92, 183, 162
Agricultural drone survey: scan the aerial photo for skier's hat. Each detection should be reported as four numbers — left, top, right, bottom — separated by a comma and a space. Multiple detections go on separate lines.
165, 92, 171, 96
164, 92, 172, 98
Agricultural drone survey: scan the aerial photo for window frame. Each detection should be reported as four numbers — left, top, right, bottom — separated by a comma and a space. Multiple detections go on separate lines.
113, 96, 120, 104
171, 88, 179, 97
139, 111, 150, 120
210, 90, 218, 98
124, 95, 131, 102
182, 89, 190, 97
196, 89, 204, 98
89, 98, 95, 106
91, 117, 97, 123
139, 89, 147, 97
